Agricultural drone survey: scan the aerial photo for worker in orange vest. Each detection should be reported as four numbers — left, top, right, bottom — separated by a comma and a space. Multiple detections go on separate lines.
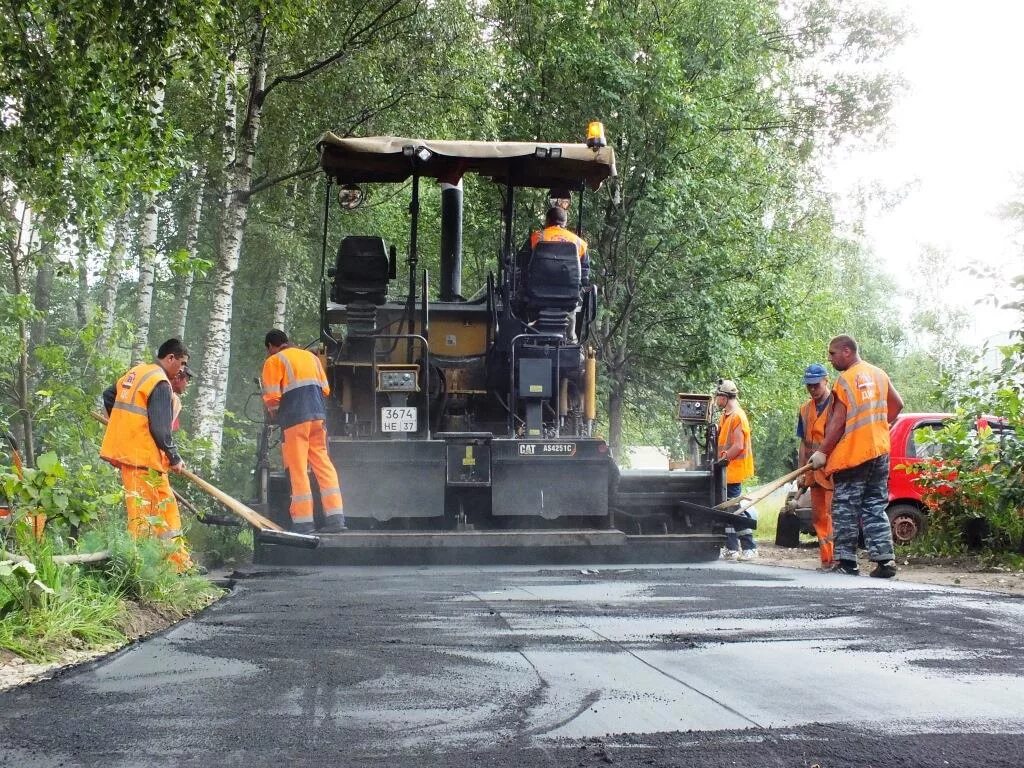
811, 334, 904, 578
528, 206, 589, 342
715, 378, 757, 560
101, 338, 193, 572
261, 329, 347, 534
796, 363, 834, 569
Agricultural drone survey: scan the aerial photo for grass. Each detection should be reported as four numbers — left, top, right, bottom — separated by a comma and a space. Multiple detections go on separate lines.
751, 493, 784, 544
1, 520, 221, 662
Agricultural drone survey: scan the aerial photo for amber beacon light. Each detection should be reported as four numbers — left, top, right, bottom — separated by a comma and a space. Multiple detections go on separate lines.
586, 121, 607, 149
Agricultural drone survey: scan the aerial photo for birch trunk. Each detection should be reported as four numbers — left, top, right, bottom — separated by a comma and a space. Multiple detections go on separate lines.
173, 170, 206, 339
194, 37, 268, 461
29, 242, 54, 351
272, 264, 288, 328
97, 216, 127, 349
75, 230, 90, 328
173, 76, 218, 341
6, 198, 35, 463
130, 85, 165, 363
131, 194, 159, 362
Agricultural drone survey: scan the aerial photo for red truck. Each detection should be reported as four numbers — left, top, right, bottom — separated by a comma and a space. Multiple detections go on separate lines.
778, 412, 1011, 546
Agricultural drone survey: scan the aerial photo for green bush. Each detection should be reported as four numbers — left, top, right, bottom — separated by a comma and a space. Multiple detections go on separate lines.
1, 452, 121, 531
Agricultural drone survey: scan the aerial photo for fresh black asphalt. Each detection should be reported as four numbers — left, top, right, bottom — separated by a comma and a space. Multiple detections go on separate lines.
3, 561, 1024, 767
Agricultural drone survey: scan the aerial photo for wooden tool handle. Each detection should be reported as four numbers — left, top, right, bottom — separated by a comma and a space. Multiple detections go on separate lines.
178, 468, 283, 532
713, 463, 813, 510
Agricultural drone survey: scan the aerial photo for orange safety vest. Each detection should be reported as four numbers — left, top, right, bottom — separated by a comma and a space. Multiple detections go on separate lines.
262, 347, 330, 419
171, 393, 182, 431
717, 406, 755, 484
529, 226, 588, 259
799, 395, 834, 489
100, 363, 171, 471
825, 361, 891, 474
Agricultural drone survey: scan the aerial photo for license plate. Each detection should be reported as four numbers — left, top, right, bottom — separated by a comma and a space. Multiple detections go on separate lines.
381, 407, 417, 432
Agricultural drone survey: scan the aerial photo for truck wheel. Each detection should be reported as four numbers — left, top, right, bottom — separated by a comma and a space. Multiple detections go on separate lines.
887, 503, 925, 544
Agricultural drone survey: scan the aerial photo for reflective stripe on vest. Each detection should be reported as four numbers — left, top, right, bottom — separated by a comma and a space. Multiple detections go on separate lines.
800, 394, 832, 451
99, 363, 170, 471
826, 361, 891, 473
262, 347, 330, 407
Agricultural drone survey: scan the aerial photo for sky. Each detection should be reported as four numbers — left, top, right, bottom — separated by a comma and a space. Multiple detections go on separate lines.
826, 0, 1022, 345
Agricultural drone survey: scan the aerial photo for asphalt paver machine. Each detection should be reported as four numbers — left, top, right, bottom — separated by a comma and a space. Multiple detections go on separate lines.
254, 128, 751, 564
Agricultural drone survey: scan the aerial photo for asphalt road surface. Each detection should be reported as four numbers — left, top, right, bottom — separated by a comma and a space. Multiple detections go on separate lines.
3, 561, 1024, 767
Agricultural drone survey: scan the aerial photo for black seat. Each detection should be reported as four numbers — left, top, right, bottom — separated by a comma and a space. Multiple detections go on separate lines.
333, 236, 390, 305
522, 241, 581, 311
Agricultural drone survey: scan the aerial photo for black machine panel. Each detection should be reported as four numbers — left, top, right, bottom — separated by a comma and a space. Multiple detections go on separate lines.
445, 434, 492, 486
328, 439, 445, 521
491, 439, 610, 519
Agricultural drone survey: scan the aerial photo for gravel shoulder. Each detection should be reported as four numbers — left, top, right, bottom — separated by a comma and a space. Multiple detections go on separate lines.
754, 542, 1024, 595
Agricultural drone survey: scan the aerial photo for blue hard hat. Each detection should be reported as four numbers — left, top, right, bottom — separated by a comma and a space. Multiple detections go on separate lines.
802, 363, 828, 384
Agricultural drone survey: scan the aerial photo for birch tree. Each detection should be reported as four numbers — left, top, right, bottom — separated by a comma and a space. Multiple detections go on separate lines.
193, 0, 421, 461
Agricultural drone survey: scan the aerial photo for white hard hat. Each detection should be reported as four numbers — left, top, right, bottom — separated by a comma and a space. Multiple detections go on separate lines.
715, 379, 739, 397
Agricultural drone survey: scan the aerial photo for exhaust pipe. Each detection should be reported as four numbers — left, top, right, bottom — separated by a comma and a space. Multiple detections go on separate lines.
439, 179, 463, 301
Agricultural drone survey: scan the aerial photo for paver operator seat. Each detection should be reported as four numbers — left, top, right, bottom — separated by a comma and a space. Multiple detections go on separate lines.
520, 240, 581, 338
331, 235, 393, 306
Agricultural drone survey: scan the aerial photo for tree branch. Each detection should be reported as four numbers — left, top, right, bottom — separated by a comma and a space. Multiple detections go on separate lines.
247, 163, 319, 197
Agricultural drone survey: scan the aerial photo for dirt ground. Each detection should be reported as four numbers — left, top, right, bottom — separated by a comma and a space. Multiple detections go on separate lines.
755, 542, 1024, 595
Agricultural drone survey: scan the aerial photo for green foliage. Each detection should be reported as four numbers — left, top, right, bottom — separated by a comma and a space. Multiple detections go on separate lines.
0, 532, 124, 661
0, 0, 229, 225
908, 418, 1024, 557
94, 528, 220, 611
0, 559, 54, 618
0, 452, 120, 530
907, 269, 1024, 557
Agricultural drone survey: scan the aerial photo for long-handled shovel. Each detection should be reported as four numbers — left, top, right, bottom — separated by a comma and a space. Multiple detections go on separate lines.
90, 411, 318, 549
713, 463, 813, 511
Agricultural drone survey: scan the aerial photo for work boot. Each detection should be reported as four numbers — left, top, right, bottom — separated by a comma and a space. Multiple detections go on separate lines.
318, 516, 348, 534
292, 521, 316, 535
829, 560, 860, 576
870, 560, 897, 579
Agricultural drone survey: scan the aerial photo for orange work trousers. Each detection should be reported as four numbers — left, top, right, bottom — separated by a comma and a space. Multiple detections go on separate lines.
810, 484, 834, 566
120, 466, 193, 572
282, 420, 344, 526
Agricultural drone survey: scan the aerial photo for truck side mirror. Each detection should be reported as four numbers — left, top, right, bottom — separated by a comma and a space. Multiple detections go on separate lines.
389, 244, 397, 280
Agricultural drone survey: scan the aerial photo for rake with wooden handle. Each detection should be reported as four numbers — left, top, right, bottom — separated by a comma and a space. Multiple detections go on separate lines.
90, 411, 319, 549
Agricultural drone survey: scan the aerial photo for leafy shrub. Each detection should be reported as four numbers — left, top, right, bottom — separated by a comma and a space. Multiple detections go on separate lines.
909, 418, 1024, 555
0, 452, 122, 531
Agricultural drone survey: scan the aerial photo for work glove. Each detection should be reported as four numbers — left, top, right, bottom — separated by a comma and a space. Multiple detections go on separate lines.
809, 450, 827, 470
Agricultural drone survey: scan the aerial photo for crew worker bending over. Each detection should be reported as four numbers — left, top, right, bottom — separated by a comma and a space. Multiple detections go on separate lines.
261, 329, 347, 534
796, 363, 834, 569
101, 338, 193, 572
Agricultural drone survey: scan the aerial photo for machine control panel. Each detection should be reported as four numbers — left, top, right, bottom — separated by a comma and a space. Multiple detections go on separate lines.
377, 365, 420, 392
677, 393, 713, 424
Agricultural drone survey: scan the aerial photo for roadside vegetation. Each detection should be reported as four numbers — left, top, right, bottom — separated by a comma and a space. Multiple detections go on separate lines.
0, 0, 1019, 662
904, 277, 1024, 565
